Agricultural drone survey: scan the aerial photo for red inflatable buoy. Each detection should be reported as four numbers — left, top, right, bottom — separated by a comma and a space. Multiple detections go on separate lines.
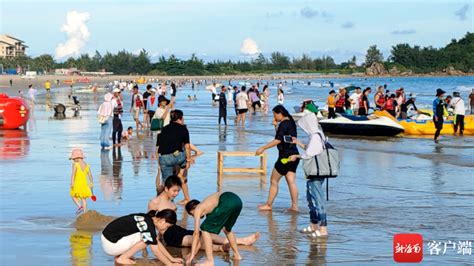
0, 93, 30, 129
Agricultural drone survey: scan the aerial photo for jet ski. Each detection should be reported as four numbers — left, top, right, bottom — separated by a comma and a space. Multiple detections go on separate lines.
319, 113, 405, 136
374, 110, 474, 135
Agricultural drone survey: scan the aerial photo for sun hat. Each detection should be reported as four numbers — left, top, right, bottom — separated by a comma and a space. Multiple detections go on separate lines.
69, 148, 85, 160
436, 88, 446, 96
158, 95, 170, 104
113, 88, 121, 93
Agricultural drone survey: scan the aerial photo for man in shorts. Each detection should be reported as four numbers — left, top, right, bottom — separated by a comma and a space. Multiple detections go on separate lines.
236, 86, 249, 127
185, 191, 243, 265
130, 85, 144, 131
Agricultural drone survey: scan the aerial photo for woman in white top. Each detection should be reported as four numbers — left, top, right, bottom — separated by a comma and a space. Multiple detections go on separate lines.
153, 96, 173, 127
236, 86, 249, 127
98, 92, 114, 149
277, 88, 284, 105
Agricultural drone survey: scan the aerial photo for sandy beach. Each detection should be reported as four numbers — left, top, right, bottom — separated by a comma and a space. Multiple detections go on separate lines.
0, 75, 473, 265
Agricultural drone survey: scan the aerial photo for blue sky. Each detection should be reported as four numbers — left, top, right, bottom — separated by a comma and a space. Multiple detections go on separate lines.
0, 0, 472, 62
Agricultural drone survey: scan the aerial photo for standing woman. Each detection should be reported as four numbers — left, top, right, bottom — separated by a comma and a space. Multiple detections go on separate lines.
262, 85, 270, 114
147, 88, 159, 124
112, 88, 124, 146
358, 87, 371, 116
256, 105, 299, 211
98, 92, 114, 149
433, 89, 446, 143
143, 85, 152, 128
101, 209, 183, 265
277, 88, 285, 105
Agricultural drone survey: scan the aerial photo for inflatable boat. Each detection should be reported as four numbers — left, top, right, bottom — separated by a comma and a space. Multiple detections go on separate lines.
0, 93, 30, 129
319, 113, 405, 136
374, 110, 474, 135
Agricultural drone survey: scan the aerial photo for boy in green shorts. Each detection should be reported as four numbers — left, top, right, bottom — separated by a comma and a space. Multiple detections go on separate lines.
185, 192, 243, 265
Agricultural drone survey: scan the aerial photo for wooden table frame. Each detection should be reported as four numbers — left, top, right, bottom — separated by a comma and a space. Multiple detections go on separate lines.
217, 151, 267, 183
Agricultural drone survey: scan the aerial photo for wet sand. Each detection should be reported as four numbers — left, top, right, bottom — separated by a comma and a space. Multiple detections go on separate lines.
0, 77, 473, 265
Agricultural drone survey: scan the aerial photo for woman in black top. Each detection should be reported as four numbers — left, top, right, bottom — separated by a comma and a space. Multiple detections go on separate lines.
256, 105, 300, 211
101, 209, 182, 265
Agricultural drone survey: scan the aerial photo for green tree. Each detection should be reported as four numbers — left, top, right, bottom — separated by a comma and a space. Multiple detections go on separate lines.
365, 45, 384, 66
134, 49, 152, 74
270, 52, 290, 70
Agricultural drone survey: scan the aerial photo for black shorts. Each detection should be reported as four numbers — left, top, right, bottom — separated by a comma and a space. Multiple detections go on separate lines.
238, 109, 248, 114
163, 225, 194, 247
274, 157, 300, 176
434, 117, 444, 130
252, 101, 261, 109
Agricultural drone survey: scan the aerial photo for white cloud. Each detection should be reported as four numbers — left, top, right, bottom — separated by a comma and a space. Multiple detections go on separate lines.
454, 4, 470, 21
240, 38, 260, 55
55, 11, 91, 59
391, 29, 416, 35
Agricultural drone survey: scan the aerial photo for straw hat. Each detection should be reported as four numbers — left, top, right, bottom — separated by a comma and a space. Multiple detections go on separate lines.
69, 148, 85, 160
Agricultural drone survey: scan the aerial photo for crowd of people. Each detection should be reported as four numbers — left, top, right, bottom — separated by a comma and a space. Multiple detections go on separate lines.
64, 78, 473, 265
326, 85, 419, 118
64, 79, 331, 265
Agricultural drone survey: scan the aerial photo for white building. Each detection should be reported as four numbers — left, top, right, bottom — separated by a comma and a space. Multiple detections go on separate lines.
0, 34, 28, 59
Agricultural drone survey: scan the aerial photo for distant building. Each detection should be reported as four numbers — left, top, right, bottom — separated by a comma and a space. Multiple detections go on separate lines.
0, 34, 28, 59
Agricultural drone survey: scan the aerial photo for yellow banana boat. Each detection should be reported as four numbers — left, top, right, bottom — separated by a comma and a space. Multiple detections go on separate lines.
374, 110, 474, 135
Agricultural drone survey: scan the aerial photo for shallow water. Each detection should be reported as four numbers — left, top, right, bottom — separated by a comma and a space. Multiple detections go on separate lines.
0, 76, 473, 265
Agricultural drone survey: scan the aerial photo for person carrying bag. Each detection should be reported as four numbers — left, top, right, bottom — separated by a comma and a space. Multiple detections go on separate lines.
290, 113, 340, 239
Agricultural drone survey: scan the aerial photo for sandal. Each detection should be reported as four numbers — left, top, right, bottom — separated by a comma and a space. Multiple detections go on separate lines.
299, 225, 314, 234
307, 230, 321, 239
75, 206, 84, 215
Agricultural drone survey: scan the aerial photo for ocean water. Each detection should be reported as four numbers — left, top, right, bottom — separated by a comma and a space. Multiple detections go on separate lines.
0, 76, 473, 265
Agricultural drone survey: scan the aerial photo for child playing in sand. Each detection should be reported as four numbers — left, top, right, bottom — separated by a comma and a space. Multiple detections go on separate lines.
121, 126, 133, 140
101, 209, 183, 265
69, 148, 93, 215
185, 192, 243, 265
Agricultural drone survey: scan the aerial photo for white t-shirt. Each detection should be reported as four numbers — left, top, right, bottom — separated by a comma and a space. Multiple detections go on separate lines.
277, 94, 284, 105
349, 92, 361, 109
132, 94, 143, 110
28, 88, 37, 101
451, 97, 465, 115
211, 86, 217, 95
153, 107, 171, 126
236, 92, 248, 109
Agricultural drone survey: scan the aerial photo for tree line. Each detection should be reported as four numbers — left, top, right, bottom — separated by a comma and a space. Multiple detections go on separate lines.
0, 32, 472, 75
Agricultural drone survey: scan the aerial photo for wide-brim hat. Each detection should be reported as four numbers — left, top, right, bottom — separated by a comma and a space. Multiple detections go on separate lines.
69, 148, 85, 160
158, 95, 170, 104
436, 88, 446, 96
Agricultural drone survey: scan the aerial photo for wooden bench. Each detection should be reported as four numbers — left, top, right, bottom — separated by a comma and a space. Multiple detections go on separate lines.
217, 151, 267, 183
